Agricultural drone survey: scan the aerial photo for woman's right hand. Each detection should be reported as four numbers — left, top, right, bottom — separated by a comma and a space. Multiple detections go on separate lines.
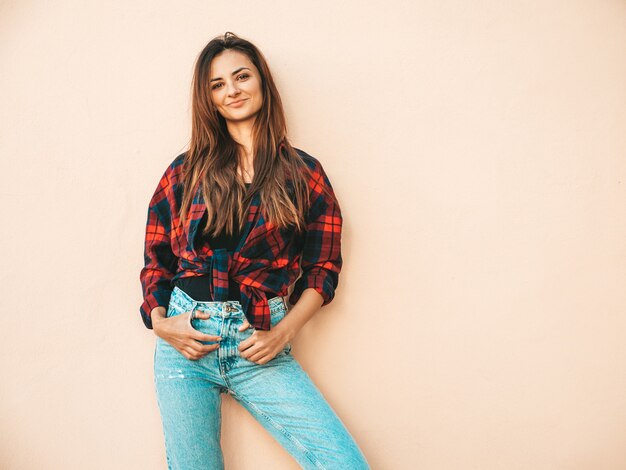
152, 306, 222, 360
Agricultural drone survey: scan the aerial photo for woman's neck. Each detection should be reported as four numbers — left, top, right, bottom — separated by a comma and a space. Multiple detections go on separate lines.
228, 127, 254, 183
226, 119, 254, 152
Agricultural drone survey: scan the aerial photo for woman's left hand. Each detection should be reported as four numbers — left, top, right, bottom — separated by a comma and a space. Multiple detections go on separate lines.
237, 319, 290, 364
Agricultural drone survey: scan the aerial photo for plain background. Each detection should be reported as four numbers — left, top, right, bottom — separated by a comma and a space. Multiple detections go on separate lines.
1, 1, 625, 469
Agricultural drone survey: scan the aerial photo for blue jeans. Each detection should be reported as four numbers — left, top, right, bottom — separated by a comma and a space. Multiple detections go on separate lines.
154, 286, 370, 470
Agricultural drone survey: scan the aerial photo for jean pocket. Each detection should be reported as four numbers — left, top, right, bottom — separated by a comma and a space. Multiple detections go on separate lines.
189, 316, 221, 346
237, 321, 255, 339
270, 304, 287, 328
270, 302, 291, 354
166, 302, 186, 318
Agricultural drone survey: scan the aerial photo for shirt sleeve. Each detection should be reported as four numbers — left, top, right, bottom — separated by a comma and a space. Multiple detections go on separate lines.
139, 166, 179, 329
288, 159, 343, 307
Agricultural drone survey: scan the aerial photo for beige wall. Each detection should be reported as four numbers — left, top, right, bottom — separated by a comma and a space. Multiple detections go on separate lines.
1, 1, 625, 469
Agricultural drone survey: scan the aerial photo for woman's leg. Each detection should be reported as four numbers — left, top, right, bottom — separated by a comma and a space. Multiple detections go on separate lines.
224, 303, 370, 470
229, 354, 370, 470
153, 287, 231, 470
154, 338, 226, 470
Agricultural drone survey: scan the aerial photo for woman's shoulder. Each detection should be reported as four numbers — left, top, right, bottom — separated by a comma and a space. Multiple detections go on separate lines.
292, 147, 334, 185
292, 147, 326, 174
169, 151, 187, 174
157, 151, 187, 185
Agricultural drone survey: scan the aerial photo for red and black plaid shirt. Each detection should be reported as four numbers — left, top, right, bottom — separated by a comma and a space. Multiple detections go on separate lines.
139, 148, 343, 331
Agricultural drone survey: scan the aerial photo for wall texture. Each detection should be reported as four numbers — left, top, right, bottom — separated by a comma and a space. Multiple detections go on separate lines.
1, 1, 625, 469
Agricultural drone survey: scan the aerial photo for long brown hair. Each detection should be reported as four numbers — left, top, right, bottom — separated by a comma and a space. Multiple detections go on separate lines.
178, 32, 333, 238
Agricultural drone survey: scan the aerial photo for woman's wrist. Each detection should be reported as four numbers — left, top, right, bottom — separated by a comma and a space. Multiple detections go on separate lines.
151, 306, 167, 333
273, 320, 297, 342
274, 289, 324, 341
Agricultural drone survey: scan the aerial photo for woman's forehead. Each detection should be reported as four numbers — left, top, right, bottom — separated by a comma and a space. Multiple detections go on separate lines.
210, 50, 255, 76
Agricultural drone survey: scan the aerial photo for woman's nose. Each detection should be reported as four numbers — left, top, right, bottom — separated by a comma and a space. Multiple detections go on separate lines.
227, 82, 241, 95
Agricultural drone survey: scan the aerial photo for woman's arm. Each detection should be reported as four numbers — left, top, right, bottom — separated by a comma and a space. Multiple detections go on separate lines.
139, 167, 179, 330
283, 158, 344, 337
274, 288, 324, 341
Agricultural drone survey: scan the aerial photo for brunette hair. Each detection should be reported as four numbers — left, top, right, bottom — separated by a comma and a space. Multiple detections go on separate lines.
178, 31, 333, 237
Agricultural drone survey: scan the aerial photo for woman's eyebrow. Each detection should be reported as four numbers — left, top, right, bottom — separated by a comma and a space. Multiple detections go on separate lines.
210, 67, 251, 82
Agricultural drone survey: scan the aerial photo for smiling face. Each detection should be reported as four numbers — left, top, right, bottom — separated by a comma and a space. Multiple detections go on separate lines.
209, 49, 263, 125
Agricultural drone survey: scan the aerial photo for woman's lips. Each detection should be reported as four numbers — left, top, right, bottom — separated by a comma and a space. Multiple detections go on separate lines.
228, 99, 248, 107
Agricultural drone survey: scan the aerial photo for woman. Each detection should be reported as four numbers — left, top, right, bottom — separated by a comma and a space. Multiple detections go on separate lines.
139, 32, 370, 470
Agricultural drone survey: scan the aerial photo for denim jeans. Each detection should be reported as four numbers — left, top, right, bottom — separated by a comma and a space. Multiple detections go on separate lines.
154, 286, 370, 470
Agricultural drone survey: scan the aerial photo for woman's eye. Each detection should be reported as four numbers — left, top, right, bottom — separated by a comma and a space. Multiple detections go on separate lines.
211, 74, 248, 90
